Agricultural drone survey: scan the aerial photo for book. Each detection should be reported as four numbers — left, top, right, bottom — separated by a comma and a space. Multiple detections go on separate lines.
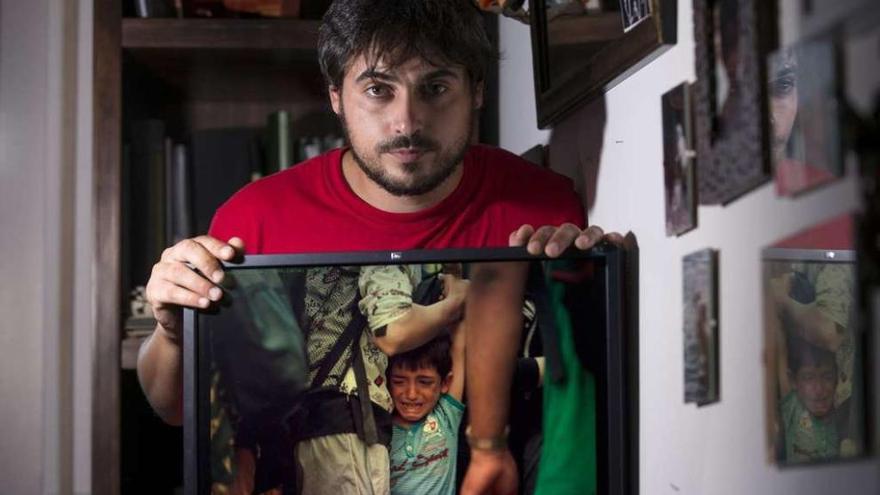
128, 119, 167, 289
133, 0, 175, 17
265, 110, 293, 175
190, 128, 261, 235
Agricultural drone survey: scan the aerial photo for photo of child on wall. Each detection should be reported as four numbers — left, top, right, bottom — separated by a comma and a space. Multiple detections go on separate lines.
763, 244, 866, 466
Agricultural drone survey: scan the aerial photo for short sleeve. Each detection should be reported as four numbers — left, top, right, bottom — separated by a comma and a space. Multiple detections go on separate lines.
814, 264, 854, 330
358, 265, 421, 332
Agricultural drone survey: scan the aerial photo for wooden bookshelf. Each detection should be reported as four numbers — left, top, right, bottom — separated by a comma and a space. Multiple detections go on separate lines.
122, 18, 321, 51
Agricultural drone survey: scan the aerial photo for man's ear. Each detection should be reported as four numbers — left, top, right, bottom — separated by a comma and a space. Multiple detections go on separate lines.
473, 81, 484, 110
441, 372, 452, 394
329, 85, 342, 114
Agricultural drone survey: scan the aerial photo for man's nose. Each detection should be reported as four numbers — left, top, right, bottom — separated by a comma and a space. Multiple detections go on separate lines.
390, 90, 424, 136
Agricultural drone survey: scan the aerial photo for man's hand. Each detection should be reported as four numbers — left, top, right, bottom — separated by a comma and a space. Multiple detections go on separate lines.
439, 273, 469, 313
461, 449, 518, 495
145, 235, 244, 340
509, 223, 624, 257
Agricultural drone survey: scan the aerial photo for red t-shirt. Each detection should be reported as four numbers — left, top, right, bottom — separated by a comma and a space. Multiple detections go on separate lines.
209, 144, 585, 254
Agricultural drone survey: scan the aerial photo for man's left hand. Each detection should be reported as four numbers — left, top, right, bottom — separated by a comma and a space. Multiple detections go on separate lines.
509, 223, 624, 257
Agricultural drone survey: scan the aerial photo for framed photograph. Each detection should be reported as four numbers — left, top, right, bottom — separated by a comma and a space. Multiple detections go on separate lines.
529, 0, 676, 128
620, 0, 652, 32
768, 37, 843, 196
183, 246, 638, 494
762, 216, 868, 466
692, 0, 775, 205
662, 83, 697, 237
682, 249, 719, 405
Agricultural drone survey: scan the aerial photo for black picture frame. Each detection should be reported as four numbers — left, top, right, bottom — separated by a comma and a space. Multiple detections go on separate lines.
692, 0, 777, 205
529, 0, 677, 129
182, 246, 637, 494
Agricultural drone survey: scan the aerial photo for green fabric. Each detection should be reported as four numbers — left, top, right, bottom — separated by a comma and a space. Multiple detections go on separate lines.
535, 264, 597, 495
780, 391, 839, 463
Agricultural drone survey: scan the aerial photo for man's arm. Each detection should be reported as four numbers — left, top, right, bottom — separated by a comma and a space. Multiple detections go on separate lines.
137, 235, 243, 425
460, 261, 527, 495
371, 274, 469, 356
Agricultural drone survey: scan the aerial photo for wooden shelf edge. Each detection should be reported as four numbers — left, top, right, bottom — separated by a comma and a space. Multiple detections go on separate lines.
122, 18, 321, 50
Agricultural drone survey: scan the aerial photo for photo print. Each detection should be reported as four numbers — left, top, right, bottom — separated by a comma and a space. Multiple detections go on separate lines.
763, 215, 867, 466
662, 83, 697, 237
768, 37, 843, 196
186, 249, 636, 494
682, 248, 719, 405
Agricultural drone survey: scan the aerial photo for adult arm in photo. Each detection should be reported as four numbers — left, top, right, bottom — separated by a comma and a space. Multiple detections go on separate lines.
460, 261, 528, 495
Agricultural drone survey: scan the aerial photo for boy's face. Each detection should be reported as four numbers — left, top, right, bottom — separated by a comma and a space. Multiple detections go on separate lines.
389, 363, 450, 424
329, 53, 483, 197
792, 362, 836, 419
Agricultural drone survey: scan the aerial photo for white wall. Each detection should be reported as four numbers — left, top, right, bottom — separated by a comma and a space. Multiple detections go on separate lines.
0, 0, 93, 493
498, 3, 879, 494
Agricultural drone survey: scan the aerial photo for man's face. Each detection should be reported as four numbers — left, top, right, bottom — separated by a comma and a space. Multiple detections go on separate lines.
769, 56, 798, 162
793, 362, 836, 419
389, 364, 449, 424
329, 54, 482, 197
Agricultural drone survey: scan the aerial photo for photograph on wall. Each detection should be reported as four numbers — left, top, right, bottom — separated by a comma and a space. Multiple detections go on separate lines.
682, 248, 719, 405
619, 0, 651, 32
662, 83, 697, 237
762, 214, 867, 466
692, 0, 772, 204
768, 37, 843, 196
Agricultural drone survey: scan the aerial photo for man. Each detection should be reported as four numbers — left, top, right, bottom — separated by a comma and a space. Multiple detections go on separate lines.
138, 1, 615, 493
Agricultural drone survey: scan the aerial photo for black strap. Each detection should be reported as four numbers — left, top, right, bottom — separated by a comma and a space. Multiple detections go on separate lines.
312, 309, 364, 389
351, 334, 379, 445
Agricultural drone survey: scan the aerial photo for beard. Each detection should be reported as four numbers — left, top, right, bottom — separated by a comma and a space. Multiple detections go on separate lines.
339, 106, 472, 197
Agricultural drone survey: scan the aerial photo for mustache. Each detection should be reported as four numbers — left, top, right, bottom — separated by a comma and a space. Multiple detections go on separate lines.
377, 133, 439, 153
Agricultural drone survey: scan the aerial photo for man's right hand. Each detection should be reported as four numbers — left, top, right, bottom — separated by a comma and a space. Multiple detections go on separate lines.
145, 235, 245, 341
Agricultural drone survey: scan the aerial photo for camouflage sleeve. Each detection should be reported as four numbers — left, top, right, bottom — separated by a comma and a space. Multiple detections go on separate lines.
814, 264, 854, 330
358, 265, 421, 332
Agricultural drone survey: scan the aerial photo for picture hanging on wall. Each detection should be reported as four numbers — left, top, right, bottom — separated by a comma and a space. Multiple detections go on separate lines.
682, 248, 719, 406
529, 0, 676, 128
762, 214, 868, 466
768, 36, 843, 196
662, 83, 697, 237
692, 0, 775, 205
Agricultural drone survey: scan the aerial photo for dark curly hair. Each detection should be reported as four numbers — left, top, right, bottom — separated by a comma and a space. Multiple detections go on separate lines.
388, 332, 453, 379
318, 0, 497, 89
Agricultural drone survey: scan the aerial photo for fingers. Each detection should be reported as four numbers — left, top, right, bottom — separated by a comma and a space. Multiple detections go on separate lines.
542, 223, 581, 257
508, 224, 535, 248
526, 226, 556, 255
573, 225, 605, 250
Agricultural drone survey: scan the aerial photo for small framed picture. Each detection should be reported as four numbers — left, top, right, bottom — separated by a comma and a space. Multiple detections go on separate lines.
762, 215, 868, 466
682, 248, 719, 405
692, 0, 774, 205
662, 83, 697, 237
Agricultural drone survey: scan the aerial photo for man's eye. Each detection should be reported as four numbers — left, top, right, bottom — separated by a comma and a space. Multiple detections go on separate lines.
366, 85, 390, 98
423, 83, 448, 98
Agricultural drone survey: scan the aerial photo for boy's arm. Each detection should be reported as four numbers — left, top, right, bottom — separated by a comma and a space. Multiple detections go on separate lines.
447, 320, 466, 402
